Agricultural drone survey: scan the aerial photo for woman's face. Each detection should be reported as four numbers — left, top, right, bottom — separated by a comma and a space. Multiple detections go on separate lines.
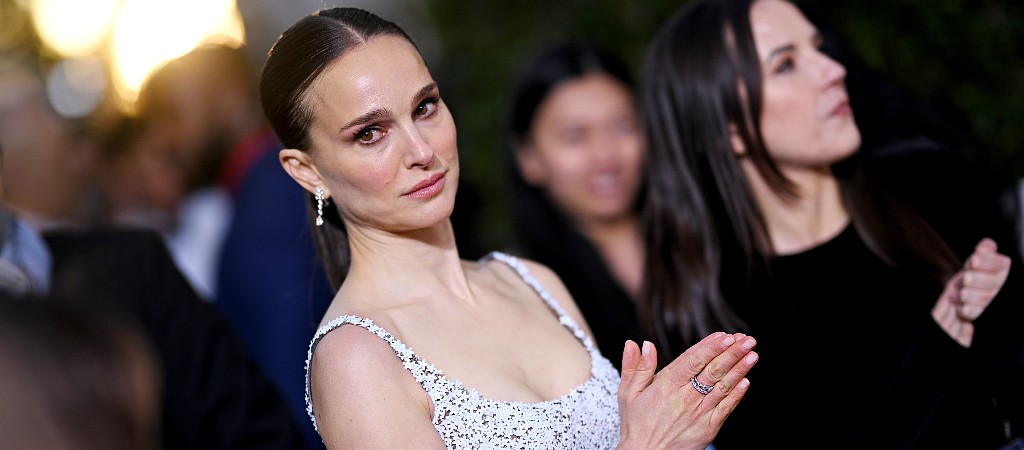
750, 0, 861, 171
516, 73, 644, 224
302, 35, 459, 232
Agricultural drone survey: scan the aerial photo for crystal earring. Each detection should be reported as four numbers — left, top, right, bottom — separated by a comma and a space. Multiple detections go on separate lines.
315, 187, 325, 227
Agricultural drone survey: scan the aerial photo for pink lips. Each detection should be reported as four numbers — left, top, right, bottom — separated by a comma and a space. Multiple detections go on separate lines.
829, 98, 852, 118
404, 172, 445, 198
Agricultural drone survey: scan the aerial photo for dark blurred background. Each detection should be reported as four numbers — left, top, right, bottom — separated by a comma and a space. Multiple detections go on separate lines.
1, 0, 1021, 256
424, 0, 1024, 257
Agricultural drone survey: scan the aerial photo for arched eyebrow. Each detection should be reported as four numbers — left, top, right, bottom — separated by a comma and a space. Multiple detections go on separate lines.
764, 43, 796, 65
338, 82, 439, 132
414, 82, 439, 101
763, 30, 822, 65
339, 108, 390, 132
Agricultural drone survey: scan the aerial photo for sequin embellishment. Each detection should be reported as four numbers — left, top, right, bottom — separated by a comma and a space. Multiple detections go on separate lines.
305, 252, 621, 449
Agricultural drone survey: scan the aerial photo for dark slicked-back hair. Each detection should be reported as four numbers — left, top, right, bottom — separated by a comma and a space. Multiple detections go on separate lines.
259, 7, 417, 290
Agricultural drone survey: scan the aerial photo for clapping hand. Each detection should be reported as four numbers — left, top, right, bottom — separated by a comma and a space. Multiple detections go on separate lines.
932, 237, 1011, 347
616, 332, 758, 449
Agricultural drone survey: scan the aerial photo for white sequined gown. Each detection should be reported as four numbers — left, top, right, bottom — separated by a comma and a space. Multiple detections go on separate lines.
305, 252, 622, 449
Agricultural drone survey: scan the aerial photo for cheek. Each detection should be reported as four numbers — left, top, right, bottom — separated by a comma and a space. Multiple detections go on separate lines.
437, 129, 458, 165
619, 136, 646, 176
431, 112, 459, 162
321, 154, 396, 207
759, 93, 814, 158
543, 149, 592, 188
359, 158, 395, 186
544, 154, 599, 214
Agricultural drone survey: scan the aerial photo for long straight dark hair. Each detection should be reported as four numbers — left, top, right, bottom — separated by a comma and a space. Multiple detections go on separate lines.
502, 43, 644, 271
259, 8, 418, 291
639, 0, 959, 357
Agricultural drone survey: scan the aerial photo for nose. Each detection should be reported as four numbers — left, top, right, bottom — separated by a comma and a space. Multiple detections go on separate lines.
818, 51, 847, 88
403, 126, 434, 169
591, 132, 623, 167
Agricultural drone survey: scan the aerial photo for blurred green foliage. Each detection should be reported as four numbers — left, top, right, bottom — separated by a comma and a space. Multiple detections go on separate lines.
422, 0, 1024, 252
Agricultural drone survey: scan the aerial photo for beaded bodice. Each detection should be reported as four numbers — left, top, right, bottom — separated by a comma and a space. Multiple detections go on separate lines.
305, 252, 621, 449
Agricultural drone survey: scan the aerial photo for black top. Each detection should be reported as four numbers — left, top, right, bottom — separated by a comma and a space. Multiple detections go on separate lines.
44, 227, 306, 449
711, 143, 1024, 449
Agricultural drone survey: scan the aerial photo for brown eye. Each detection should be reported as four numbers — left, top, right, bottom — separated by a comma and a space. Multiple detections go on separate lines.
774, 57, 795, 74
355, 127, 382, 144
415, 97, 439, 119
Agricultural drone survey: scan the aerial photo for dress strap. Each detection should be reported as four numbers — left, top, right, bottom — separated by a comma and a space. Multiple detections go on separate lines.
481, 251, 595, 350
304, 315, 443, 433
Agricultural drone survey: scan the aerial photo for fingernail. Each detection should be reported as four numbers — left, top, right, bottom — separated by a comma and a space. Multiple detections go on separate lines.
722, 336, 735, 347
738, 378, 750, 391
642, 341, 653, 356
742, 337, 756, 350
744, 353, 758, 365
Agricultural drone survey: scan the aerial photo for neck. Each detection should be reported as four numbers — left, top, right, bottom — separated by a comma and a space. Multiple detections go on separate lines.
743, 163, 849, 255
343, 219, 474, 308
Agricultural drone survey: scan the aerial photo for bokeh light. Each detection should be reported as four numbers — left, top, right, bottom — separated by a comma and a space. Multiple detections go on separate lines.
30, 0, 120, 57
110, 0, 244, 112
45, 56, 107, 119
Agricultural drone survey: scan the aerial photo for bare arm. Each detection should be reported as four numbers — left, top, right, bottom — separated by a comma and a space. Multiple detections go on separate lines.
309, 326, 446, 449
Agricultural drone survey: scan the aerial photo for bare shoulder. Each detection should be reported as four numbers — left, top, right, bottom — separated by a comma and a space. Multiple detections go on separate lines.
310, 322, 402, 384
309, 323, 443, 448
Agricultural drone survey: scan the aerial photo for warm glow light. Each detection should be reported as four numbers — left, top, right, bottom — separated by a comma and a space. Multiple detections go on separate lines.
31, 0, 121, 57
204, 7, 246, 47
110, 0, 243, 111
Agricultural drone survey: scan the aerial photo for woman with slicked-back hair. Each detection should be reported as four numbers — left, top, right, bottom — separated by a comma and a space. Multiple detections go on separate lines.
259, 6, 763, 449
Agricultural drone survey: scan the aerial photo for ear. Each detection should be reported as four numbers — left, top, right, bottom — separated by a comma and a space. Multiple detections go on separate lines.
514, 143, 547, 187
279, 149, 329, 198
728, 123, 747, 158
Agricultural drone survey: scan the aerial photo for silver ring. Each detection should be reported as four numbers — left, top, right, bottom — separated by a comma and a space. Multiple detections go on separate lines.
690, 376, 714, 395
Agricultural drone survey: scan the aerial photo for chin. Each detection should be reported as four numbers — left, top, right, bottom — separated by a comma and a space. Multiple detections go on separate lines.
837, 129, 862, 159
435, 193, 458, 221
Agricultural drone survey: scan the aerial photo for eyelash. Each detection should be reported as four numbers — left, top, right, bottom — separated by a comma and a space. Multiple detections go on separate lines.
416, 96, 440, 118
774, 57, 795, 74
352, 96, 441, 145
774, 36, 827, 75
354, 126, 383, 144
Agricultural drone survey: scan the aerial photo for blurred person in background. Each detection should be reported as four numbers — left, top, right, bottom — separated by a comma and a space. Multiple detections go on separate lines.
0, 293, 161, 450
214, 62, 334, 450
502, 43, 646, 367
107, 40, 335, 448
0, 55, 104, 231
0, 140, 306, 448
109, 43, 272, 300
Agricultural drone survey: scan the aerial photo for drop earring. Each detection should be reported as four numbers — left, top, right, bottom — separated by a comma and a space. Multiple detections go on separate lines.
315, 187, 325, 227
